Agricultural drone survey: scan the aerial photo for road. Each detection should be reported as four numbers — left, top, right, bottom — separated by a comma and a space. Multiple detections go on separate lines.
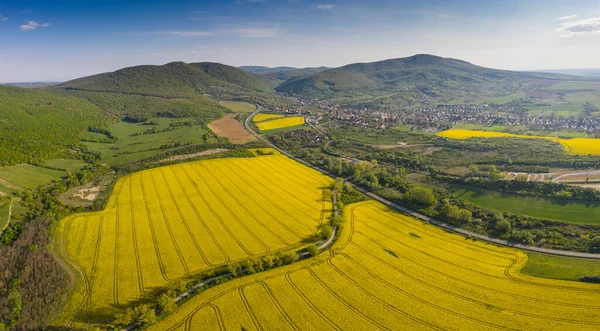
0, 198, 16, 234
246, 105, 600, 259
553, 169, 600, 182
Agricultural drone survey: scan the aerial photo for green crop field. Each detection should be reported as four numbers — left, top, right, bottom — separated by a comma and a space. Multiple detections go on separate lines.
43, 159, 87, 173
219, 101, 256, 114
455, 187, 600, 225
544, 81, 600, 91
0, 165, 67, 192
84, 118, 212, 165
522, 252, 600, 281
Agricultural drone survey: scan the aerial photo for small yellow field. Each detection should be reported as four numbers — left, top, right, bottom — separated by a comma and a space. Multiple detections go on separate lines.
149, 201, 600, 331
560, 138, 600, 155
256, 116, 305, 132
54, 150, 332, 326
252, 113, 285, 122
438, 129, 600, 155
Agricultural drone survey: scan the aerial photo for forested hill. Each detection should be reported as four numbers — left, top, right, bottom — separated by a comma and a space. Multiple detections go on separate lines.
275, 54, 573, 102
57, 61, 274, 97
0, 86, 105, 165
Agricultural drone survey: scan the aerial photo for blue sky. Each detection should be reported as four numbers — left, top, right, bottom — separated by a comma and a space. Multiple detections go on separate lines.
1, 0, 600, 82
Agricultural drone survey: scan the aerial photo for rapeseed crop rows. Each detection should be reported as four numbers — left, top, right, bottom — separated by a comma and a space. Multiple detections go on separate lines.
54, 151, 332, 326
252, 113, 285, 122
150, 201, 600, 331
438, 128, 600, 155
255, 116, 305, 132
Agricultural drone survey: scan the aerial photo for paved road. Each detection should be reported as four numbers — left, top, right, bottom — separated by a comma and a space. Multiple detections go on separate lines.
246, 105, 600, 259
553, 169, 600, 182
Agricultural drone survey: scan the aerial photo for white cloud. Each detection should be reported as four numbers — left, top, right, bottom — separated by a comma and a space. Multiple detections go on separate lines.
316, 4, 335, 10
20, 20, 51, 31
156, 28, 279, 38
556, 17, 600, 37
558, 15, 578, 21
0, 15, 7, 22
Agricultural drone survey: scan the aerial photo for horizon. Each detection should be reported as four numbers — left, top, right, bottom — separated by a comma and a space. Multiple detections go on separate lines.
1, 0, 600, 82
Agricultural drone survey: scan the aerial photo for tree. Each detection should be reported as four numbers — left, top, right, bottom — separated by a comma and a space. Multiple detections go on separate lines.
320, 225, 333, 239
157, 293, 177, 314
307, 245, 320, 256
590, 236, 600, 253
405, 186, 436, 208
495, 219, 512, 233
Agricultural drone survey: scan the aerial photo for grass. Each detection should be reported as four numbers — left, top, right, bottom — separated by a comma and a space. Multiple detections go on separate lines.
219, 101, 256, 114
474, 91, 526, 104
84, 118, 211, 165
565, 91, 600, 109
522, 252, 600, 281
43, 159, 87, 173
0, 165, 67, 192
455, 187, 600, 225
526, 104, 585, 117
544, 81, 600, 91
260, 124, 307, 134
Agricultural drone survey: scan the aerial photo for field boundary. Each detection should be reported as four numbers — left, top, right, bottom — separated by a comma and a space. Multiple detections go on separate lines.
245, 105, 600, 260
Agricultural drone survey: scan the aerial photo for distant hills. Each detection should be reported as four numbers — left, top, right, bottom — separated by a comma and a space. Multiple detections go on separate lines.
240, 66, 329, 82
536, 69, 600, 78
275, 54, 573, 103
2, 82, 61, 88
57, 62, 274, 97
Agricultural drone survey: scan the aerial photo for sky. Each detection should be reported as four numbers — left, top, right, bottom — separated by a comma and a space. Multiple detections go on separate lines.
1, 0, 600, 82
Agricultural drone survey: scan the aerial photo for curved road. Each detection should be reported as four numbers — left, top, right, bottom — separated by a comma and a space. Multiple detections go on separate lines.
245, 105, 600, 259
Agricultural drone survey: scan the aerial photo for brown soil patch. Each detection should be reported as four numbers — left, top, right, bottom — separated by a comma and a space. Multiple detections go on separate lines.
74, 187, 101, 201
371, 142, 409, 149
157, 148, 229, 163
208, 114, 257, 144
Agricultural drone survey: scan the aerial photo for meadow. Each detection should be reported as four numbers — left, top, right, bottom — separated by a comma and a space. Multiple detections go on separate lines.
255, 116, 305, 133
219, 101, 256, 114
0, 164, 67, 194
438, 129, 600, 155
54, 150, 333, 326
84, 117, 214, 165
522, 252, 600, 281
149, 201, 600, 330
454, 188, 600, 225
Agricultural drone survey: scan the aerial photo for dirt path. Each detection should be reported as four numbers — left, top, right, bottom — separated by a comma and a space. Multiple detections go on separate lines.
1, 198, 16, 234
156, 148, 229, 163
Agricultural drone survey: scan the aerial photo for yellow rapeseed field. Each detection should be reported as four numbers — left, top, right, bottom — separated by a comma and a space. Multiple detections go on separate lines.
252, 113, 285, 122
149, 201, 600, 331
53, 149, 332, 326
255, 116, 305, 132
438, 129, 600, 155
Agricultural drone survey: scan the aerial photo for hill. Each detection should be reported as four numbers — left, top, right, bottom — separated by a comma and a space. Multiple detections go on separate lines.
241, 65, 330, 82
0, 86, 105, 166
57, 62, 274, 98
276, 54, 573, 104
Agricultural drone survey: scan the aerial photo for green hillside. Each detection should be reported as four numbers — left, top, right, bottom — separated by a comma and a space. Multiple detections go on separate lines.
276, 54, 573, 103
0, 86, 105, 166
57, 61, 274, 97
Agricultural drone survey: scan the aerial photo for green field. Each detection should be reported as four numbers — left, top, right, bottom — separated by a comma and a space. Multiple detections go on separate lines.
526, 103, 585, 117
475, 91, 526, 104
544, 81, 600, 91
219, 101, 256, 114
455, 187, 600, 225
84, 117, 212, 165
43, 158, 87, 173
522, 252, 600, 281
0, 165, 67, 193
